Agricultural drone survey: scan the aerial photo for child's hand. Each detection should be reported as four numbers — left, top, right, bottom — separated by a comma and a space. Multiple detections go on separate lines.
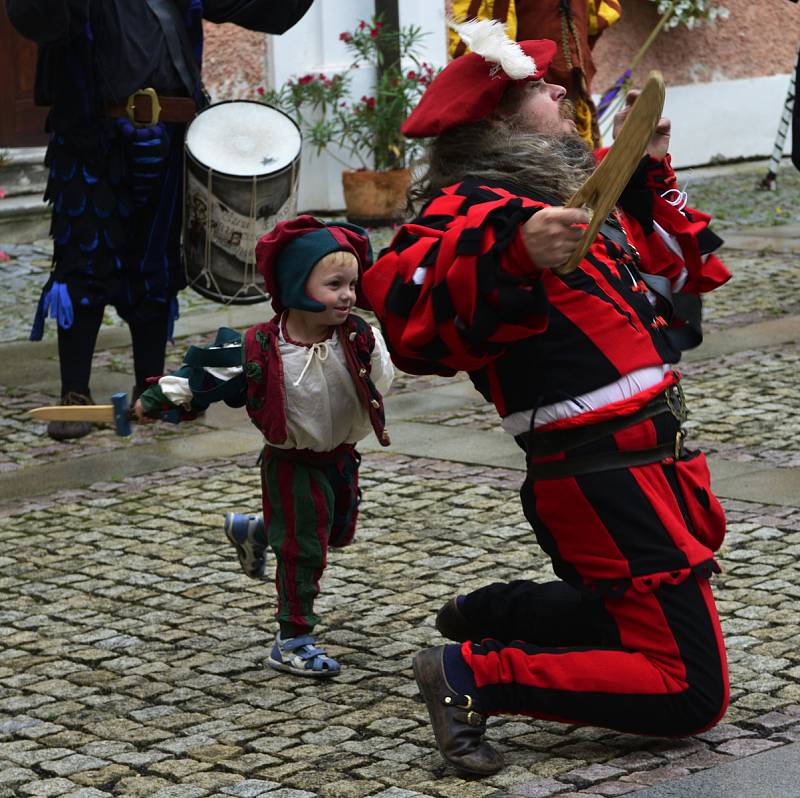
133, 398, 156, 424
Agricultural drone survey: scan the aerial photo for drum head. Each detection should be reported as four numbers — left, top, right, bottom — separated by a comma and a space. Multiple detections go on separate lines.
186, 100, 302, 177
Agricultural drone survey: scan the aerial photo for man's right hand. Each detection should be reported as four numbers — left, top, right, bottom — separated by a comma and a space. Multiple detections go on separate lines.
521, 207, 591, 271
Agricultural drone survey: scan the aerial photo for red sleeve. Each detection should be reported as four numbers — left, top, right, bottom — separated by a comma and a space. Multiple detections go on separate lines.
362, 183, 549, 375
617, 154, 731, 294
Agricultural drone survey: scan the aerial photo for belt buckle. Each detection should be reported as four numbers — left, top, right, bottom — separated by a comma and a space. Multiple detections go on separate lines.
127, 88, 161, 127
666, 382, 688, 423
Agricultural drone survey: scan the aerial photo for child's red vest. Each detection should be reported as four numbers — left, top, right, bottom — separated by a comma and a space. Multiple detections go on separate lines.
242, 313, 390, 448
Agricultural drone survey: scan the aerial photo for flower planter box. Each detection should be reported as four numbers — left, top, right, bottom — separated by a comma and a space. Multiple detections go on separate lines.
341, 167, 411, 226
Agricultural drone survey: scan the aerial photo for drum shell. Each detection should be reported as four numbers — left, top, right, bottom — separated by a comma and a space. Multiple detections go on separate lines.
183, 103, 301, 305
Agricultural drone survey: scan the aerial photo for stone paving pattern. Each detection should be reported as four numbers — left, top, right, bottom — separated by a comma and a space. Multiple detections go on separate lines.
2, 454, 800, 798
1, 164, 800, 797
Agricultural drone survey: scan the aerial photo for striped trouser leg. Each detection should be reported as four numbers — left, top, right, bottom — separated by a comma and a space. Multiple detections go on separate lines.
327, 446, 361, 548
261, 455, 334, 638
464, 575, 729, 736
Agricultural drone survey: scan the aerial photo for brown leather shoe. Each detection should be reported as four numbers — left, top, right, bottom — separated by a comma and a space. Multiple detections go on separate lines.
435, 597, 473, 642
47, 391, 95, 441
412, 646, 504, 776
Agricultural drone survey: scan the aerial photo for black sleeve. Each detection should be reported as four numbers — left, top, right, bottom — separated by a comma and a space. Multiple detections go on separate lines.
5, 0, 74, 45
203, 0, 314, 33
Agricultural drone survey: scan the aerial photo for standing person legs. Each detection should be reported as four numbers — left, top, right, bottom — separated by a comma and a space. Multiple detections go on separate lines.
128, 303, 170, 398
48, 305, 105, 440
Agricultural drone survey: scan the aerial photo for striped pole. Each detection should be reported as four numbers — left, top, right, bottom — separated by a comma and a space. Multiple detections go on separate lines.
759, 43, 799, 191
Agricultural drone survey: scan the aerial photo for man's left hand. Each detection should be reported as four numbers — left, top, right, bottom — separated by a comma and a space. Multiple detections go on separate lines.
613, 89, 671, 161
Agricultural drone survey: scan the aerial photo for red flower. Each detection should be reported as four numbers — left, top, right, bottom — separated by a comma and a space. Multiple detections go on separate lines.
407, 70, 417, 80
339, 31, 352, 42
358, 20, 367, 29
365, 96, 376, 111
256, 86, 265, 96
370, 27, 379, 39
298, 74, 315, 85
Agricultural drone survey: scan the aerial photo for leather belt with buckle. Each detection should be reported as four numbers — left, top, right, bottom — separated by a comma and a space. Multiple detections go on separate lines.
105, 88, 197, 128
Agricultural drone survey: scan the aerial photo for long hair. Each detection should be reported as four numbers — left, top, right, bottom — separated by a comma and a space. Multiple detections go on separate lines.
408, 116, 596, 211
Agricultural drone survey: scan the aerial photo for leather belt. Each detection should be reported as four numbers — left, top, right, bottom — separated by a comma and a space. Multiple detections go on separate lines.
105, 88, 196, 127
519, 383, 688, 480
516, 383, 687, 458
526, 433, 685, 481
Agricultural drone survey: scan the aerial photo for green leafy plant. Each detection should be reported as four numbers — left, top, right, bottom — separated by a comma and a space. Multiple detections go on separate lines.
262, 17, 437, 172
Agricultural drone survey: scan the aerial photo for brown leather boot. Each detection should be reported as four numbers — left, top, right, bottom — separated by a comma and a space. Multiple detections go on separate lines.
412, 646, 503, 776
47, 391, 94, 441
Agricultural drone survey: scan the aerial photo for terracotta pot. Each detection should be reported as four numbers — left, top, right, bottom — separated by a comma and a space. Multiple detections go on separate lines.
341, 168, 411, 226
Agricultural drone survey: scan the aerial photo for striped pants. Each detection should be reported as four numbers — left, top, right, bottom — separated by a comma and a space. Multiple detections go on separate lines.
461, 574, 728, 735
260, 444, 360, 637
461, 412, 729, 736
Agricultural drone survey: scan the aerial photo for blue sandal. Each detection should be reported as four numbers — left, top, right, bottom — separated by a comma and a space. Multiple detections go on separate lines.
223, 513, 267, 580
267, 633, 341, 677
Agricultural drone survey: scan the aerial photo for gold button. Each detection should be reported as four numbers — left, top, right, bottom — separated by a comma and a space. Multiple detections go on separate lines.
371, 399, 380, 408
359, 368, 367, 377
349, 332, 357, 341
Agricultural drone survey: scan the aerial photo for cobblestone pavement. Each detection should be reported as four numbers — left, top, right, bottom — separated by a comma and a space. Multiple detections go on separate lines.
2, 453, 799, 798
2, 163, 800, 797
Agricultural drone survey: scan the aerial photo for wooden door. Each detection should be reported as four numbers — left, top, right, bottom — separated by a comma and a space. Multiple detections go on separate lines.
0, 5, 49, 147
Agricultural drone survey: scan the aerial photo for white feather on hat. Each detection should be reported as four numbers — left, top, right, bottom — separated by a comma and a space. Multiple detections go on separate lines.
450, 17, 537, 80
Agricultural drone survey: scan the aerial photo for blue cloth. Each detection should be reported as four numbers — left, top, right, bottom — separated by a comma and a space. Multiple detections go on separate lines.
30, 281, 74, 341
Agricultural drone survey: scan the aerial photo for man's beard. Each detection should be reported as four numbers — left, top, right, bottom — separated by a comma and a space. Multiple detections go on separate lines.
411, 115, 597, 206
476, 111, 596, 200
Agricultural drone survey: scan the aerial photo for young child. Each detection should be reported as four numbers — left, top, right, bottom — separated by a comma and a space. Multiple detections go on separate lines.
135, 216, 394, 677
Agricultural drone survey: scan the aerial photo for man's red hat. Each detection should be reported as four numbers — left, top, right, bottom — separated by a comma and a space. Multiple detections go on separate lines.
402, 34, 557, 139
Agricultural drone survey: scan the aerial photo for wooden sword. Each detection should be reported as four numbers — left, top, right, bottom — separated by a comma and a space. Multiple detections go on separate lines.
555, 71, 666, 276
27, 392, 180, 436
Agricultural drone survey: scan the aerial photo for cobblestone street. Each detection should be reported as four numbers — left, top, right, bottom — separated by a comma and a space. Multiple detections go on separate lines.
1, 163, 800, 798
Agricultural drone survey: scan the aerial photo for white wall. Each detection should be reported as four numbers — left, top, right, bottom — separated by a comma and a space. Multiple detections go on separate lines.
663, 74, 793, 169
268, 0, 447, 212
603, 73, 794, 170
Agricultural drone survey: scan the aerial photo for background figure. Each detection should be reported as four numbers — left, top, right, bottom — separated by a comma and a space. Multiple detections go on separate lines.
6, 0, 313, 440
449, 0, 621, 147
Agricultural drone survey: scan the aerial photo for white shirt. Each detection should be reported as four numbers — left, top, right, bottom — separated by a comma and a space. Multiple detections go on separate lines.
159, 322, 394, 452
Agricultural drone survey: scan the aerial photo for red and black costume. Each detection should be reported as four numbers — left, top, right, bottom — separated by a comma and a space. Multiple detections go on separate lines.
363, 150, 732, 735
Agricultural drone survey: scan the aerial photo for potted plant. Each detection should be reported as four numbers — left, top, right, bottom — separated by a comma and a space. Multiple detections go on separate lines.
263, 16, 437, 225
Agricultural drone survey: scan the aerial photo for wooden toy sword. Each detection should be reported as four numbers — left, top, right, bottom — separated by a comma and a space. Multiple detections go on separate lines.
28, 392, 134, 436
555, 71, 666, 276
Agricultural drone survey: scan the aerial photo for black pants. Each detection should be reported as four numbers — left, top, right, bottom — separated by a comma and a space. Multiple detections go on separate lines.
58, 304, 169, 397
460, 578, 617, 647
459, 575, 728, 737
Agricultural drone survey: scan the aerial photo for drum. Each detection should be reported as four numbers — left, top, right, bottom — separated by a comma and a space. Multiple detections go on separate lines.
183, 100, 302, 304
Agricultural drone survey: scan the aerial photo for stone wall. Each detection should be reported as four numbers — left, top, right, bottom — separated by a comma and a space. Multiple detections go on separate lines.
202, 2, 800, 101
592, 0, 800, 91
202, 22, 267, 102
